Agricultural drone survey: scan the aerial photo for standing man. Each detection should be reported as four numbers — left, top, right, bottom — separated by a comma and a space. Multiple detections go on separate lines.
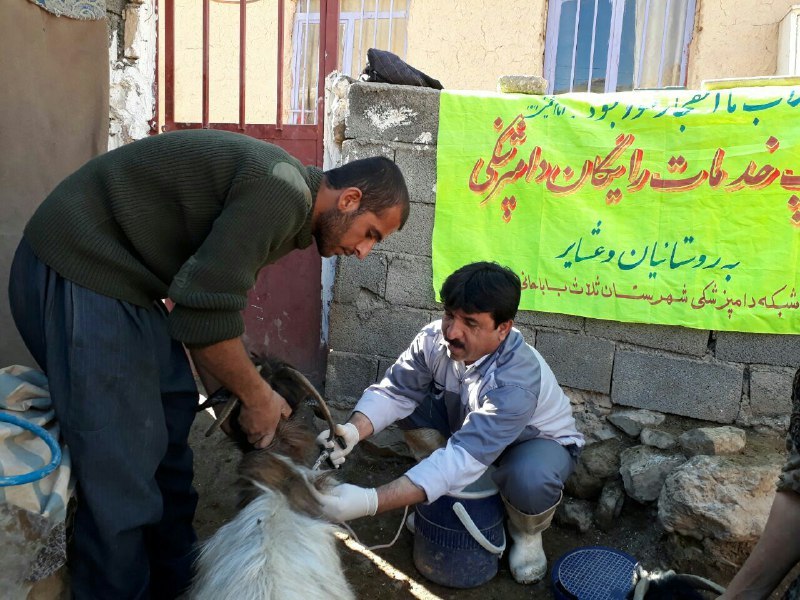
316, 261, 583, 585
7, 129, 409, 599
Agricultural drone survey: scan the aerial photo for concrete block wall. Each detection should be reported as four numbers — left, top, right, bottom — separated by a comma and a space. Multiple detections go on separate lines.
323, 80, 799, 434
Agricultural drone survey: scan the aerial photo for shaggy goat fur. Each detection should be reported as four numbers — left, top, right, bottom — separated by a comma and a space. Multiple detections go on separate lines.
188, 358, 356, 600
189, 473, 354, 600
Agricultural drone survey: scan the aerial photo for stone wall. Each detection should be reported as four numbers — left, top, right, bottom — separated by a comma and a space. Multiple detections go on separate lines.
323, 79, 440, 443
108, 0, 157, 150
324, 78, 799, 435
323, 78, 799, 577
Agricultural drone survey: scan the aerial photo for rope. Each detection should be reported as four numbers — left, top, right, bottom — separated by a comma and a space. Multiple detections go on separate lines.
341, 504, 410, 552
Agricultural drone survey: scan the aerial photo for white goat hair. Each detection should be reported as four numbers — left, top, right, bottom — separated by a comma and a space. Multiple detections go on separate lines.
189, 358, 357, 600
190, 480, 355, 600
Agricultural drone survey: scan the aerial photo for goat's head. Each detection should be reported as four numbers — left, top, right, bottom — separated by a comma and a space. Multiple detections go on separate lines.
190, 356, 356, 600
630, 569, 723, 599
206, 356, 337, 454
205, 355, 339, 517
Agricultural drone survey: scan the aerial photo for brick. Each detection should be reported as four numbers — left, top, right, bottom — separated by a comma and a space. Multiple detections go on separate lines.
393, 142, 436, 204
333, 252, 387, 305
749, 365, 794, 417
535, 331, 615, 394
497, 75, 548, 94
329, 302, 432, 358
612, 350, 744, 423
514, 324, 537, 347
377, 358, 397, 382
341, 138, 396, 162
378, 201, 434, 257
515, 309, 584, 331
715, 332, 800, 367
123, 5, 141, 59
585, 318, 709, 357
323, 350, 379, 408
340, 139, 435, 206
385, 254, 440, 310
346, 82, 440, 143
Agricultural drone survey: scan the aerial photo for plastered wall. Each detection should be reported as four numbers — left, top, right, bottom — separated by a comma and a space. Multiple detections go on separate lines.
157, 0, 800, 131
0, 1, 108, 368
404, 0, 799, 91
686, 0, 797, 87
158, 0, 298, 126
405, 0, 548, 91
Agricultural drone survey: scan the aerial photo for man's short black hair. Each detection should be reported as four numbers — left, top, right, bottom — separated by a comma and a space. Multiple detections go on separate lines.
324, 156, 410, 228
440, 262, 521, 327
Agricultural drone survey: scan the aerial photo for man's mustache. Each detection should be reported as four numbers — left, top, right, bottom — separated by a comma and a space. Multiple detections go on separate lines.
445, 338, 464, 349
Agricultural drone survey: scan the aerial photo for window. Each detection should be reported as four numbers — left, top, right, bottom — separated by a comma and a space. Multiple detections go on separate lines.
544, 0, 696, 94
290, 0, 410, 124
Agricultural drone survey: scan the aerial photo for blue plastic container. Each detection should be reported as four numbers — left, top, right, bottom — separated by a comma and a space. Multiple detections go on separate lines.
413, 471, 506, 588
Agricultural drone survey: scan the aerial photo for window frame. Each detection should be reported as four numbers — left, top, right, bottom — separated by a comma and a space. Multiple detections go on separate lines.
544, 0, 697, 94
290, 2, 410, 124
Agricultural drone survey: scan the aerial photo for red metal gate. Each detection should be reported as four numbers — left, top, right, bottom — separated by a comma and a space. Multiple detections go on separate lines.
161, 0, 340, 385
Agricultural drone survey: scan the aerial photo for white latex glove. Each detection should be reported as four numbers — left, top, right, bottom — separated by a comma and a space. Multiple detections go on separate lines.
313, 483, 378, 522
315, 422, 360, 468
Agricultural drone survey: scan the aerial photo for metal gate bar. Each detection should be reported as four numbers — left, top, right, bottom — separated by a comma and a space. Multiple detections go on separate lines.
161, 0, 339, 166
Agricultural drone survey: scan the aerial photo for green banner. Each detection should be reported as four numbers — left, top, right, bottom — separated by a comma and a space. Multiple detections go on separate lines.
433, 88, 800, 334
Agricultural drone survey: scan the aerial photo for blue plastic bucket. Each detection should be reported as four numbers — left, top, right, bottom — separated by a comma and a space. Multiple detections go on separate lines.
412, 471, 506, 588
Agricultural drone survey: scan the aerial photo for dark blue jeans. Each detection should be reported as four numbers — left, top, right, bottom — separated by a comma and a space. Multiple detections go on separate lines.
399, 393, 576, 514
8, 238, 199, 600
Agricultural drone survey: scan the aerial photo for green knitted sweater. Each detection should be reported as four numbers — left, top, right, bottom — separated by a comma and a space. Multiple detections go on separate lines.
24, 129, 323, 346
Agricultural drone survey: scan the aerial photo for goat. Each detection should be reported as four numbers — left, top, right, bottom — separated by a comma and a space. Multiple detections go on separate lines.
630, 568, 725, 599
188, 357, 357, 600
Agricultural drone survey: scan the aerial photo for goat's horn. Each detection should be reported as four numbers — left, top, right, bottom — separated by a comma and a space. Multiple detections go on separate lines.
203, 364, 262, 438
204, 396, 240, 437
282, 367, 338, 443
632, 576, 649, 600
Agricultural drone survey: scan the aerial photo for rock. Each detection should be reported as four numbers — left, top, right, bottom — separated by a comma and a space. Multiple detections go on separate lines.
608, 409, 665, 437
595, 479, 626, 531
664, 532, 755, 584
658, 454, 783, 542
678, 426, 747, 457
564, 460, 604, 500
620, 446, 686, 503
640, 428, 677, 450
582, 438, 624, 479
497, 75, 548, 95
573, 410, 620, 444
555, 497, 594, 533
565, 438, 624, 499
592, 427, 622, 442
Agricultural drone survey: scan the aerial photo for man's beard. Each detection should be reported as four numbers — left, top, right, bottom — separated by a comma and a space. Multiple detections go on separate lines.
313, 207, 357, 256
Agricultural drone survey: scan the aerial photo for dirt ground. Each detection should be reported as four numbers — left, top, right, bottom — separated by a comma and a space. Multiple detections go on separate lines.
190, 408, 697, 599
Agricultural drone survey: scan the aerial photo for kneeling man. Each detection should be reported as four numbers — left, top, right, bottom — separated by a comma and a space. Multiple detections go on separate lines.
316, 261, 584, 584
